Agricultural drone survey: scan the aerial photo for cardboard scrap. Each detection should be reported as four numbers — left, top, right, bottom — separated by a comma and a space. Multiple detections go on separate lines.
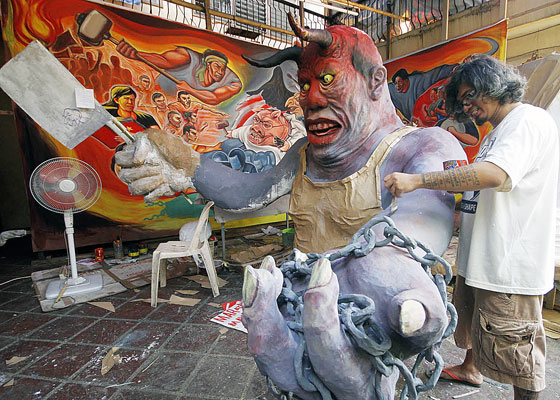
101, 347, 122, 375
132, 298, 169, 303
219, 327, 229, 334
186, 275, 228, 289
3, 379, 14, 387
207, 302, 222, 308
169, 295, 201, 306
88, 302, 115, 312
229, 244, 282, 264
5, 356, 28, 366
174, 289, 199, 295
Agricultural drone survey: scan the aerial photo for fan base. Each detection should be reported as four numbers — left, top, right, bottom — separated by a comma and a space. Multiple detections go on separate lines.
45, 273, 103, 300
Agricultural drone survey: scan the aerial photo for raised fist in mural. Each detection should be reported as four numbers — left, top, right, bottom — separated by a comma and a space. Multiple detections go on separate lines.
115, 129, 199, 202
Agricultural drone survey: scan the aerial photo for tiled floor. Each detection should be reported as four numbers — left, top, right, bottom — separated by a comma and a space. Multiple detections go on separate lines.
1, 235, 560, 399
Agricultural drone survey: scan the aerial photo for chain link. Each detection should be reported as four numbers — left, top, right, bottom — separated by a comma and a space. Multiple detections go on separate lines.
268, 214, 456, 400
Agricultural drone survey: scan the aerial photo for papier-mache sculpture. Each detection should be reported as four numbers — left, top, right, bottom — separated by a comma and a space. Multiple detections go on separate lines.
115, 14, 466, 399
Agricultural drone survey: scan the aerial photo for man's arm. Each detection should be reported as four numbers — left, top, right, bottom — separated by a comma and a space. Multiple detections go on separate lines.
384, 161, 508, 198
116, 40, 191, 69
177, 81, 242, 106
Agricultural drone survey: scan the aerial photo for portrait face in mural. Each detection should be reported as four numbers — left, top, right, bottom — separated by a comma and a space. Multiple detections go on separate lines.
249, 109, 290, 147
116, 93, 136, 113
152, 93, 167, 110
139, 75, 151, 90
167, 111, 183, 128
392, 69, 410, 93
206, 59, 227, 83
178, 92, 192, 107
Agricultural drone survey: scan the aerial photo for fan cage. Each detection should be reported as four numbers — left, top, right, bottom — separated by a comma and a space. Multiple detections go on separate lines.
29, 157, 102, 214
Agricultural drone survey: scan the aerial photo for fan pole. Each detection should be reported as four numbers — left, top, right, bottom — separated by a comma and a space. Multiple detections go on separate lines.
64, 210, 86, 285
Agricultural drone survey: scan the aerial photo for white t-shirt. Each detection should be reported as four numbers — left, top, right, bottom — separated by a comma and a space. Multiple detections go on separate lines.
457, 104, 559, 295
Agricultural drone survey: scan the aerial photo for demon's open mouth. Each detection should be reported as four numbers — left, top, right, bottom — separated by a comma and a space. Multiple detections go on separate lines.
306, 119, 341, 137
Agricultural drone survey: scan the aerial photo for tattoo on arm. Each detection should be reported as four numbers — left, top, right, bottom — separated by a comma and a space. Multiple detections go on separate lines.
421, 165, 481, 190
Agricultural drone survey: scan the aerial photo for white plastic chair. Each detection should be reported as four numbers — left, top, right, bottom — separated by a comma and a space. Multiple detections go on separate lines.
151, 201, 219, 307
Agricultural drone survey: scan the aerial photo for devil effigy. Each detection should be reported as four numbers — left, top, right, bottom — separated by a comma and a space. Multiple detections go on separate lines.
115, 14, 467, 399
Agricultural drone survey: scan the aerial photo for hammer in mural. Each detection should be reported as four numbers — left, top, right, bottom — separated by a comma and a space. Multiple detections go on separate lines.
76, 10, 242, 106
76, 10, 182, 87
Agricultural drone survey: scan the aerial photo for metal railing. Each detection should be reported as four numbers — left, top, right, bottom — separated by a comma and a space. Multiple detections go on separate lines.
99, 0, 492, 48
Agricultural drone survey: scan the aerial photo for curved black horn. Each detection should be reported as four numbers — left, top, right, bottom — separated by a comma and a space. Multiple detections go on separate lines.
287, 12, 332, 48
242, 46, 303, 68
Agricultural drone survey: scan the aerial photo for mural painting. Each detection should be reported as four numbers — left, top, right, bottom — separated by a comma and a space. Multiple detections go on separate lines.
1, 0, 305, 250
385, 20, 507, 162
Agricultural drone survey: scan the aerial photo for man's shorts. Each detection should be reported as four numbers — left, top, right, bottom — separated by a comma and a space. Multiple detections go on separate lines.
453, 276, 546, 392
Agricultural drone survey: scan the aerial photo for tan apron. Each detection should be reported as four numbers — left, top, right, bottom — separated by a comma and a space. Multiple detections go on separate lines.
289, 127, 416, 253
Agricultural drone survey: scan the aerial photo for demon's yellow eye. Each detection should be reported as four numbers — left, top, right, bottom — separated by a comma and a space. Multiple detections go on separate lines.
301, 82, 310, 91
321, 74, 334, 85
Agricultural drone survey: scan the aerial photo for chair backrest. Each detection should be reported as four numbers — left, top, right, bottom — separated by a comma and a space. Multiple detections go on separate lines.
188, 201, 214, 251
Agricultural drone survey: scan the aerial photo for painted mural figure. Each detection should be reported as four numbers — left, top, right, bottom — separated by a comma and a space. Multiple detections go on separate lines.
102, 85, 159, 129
389, 66, 456, 123
116, 41, 242, 105
226, 108, 306, 163
164, 110, 184, 136
116, 17, 466, 399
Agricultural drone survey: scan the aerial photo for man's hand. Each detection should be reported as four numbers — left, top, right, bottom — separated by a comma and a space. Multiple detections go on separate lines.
384, 172, 422, 197
116, 39, 139, 60
115, 129, 200, 202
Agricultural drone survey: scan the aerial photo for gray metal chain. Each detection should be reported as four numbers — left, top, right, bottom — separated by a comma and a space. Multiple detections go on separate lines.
269, 214, 457, 400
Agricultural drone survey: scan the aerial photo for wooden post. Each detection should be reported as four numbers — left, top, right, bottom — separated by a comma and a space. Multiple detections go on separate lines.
299, 1, 305, 26
204, 0, 212, 31
442, 0, 449, 42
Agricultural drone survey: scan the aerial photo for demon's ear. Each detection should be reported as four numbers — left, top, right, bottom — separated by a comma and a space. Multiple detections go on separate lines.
369, 65, 386, 100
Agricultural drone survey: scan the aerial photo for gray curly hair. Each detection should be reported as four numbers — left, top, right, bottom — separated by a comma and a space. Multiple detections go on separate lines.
445, 55, 526, 122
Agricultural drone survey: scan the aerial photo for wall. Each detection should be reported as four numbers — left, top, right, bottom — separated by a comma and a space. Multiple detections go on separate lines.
0, 37, 30, 231
379, 0, 560, 66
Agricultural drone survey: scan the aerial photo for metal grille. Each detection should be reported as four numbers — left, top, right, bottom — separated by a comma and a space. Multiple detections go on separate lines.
100, 0, 491, 49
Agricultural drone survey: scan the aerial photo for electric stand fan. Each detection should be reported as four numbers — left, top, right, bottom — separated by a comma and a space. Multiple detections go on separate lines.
29, 157, 103, 299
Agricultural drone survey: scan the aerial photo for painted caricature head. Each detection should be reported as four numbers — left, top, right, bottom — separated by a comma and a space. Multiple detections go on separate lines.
249, 109, 290, 147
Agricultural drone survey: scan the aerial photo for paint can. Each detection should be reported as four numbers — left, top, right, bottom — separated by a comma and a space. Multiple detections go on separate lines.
138, 242, 148, 255
128, 245, 139, 258
95, 247, 104, 262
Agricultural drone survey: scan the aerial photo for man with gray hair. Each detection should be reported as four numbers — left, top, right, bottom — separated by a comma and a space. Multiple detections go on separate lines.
385, 55, 559, 399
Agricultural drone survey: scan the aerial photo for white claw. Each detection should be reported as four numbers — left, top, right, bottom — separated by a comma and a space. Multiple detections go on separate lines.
399, 300, 426, 336
308, 258, 332, 289
242, 266, 258, 308
259, 256, 283, 299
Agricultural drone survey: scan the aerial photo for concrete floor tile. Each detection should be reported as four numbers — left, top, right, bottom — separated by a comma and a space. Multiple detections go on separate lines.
29, 316, 96, 341
0, 339, 60, 373
0, 313, 57, 337
185, 355, 254, 398
116, 321, 180, 350
210, 329, 250, 357
48, 383, 115, 400
75, 347, 153, 386
164, 325, 220, 353
133, 352, 202, 392
22, 343, 103, 379
0, 377, 59, 399
71, 319, 137, 346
